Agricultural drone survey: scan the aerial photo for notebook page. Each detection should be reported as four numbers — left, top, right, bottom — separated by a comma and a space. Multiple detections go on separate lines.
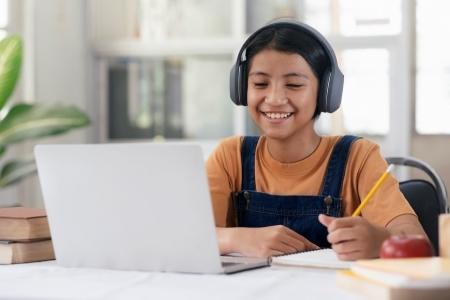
271, 248, 353, 269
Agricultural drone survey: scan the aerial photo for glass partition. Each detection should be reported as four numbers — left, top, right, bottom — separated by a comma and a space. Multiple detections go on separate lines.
107, 55, 233, 140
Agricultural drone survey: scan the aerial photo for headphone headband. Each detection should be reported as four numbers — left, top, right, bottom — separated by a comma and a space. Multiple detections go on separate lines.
236, 20, 338, 72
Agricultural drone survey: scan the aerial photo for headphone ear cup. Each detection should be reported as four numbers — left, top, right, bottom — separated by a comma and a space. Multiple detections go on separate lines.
229, 63, 248, 106
229, 64, 239, 105
328, 69, 344, 113
239, 62, 248, 106
318, 69, 343, 113
318, 70, 332, 113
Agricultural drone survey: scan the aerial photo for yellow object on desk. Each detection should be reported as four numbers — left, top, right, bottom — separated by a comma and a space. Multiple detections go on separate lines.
352, 165, 394, 217
337, 257, 450, 300
439, 214, 450, 258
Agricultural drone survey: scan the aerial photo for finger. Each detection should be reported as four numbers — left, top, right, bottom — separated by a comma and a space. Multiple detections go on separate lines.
256, 248, 284, 258
327, 228, 358, 244
327, 217, 360, 232
283, 227, 320, 250
271, 240, 299, 254
318, 214, 335, 227
280, 242, 301, 254
280, 235, 307, 252
331, 240, 360, 254
270, 250, 287, 257
336, 250, 362, 261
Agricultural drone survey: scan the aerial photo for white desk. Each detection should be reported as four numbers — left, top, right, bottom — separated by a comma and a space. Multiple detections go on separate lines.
0, 261, 362, 300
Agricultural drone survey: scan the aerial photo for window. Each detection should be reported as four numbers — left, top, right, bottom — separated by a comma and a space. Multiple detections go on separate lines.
0, 0, 8, 40
338, 0, 401, 36
416, 0, 450, 134
106, 56, 233, 140
340, 49, 390, 134
303, 0, 401, 36
91, 0, 236, 140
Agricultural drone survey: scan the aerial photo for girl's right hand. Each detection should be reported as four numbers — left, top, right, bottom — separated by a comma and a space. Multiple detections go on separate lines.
217, 226, 320, 258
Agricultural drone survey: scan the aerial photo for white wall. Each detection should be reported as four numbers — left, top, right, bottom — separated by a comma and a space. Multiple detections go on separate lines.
18, 0, 92, 207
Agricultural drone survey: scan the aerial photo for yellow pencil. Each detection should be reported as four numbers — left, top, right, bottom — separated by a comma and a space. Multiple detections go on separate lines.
352, 164, 395, 217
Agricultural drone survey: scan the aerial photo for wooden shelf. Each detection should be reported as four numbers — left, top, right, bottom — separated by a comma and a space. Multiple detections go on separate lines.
93, 38, 245, 58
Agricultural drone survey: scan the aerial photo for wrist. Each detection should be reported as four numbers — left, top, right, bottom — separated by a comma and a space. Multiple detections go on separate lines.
216, 227, 236, 255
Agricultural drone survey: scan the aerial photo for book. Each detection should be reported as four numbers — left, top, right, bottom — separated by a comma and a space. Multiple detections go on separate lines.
337, 269, 450, 300
439, 214, 450, 258
337, 257, 450, 300
353, 257, 450, 281
0, 239, 55, 264
271, 248, 353, 269
0, 207, 51, 241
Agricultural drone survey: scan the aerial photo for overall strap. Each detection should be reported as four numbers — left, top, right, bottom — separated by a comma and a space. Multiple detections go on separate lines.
241, 136, 260, 191
321, 135, 361, 198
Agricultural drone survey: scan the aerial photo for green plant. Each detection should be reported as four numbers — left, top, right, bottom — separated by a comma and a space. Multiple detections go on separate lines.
0, 35, 90, 187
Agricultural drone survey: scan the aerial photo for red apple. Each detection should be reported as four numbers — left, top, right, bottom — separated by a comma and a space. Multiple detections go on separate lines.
379, 235, 433, 258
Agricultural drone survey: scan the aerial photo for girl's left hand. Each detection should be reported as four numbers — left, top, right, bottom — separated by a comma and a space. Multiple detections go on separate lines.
318, 214, 390, 261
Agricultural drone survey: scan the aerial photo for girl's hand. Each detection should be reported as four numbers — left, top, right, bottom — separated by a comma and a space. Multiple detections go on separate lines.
217, 225, 319, 258
318, 214, 390, 261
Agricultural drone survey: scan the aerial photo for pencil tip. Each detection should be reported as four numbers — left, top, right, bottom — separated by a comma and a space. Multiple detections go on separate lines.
387, 164, 395, 173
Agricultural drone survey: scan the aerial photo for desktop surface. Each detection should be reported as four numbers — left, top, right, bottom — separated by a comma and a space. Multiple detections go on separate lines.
0, 261, 361, 300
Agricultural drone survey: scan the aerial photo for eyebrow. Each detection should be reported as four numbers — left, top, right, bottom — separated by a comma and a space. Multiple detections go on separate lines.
248, 71, 309, 79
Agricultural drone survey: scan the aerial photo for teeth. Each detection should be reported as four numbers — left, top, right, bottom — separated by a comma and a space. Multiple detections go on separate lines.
264, 112, 292, 119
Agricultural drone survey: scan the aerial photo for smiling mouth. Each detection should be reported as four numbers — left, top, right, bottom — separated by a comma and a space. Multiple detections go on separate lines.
262, 112, 293, 120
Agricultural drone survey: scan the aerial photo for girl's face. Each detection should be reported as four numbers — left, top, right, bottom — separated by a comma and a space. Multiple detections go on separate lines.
247, 49, 319, 142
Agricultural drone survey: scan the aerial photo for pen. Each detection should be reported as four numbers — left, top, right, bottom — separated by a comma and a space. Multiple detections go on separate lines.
352, 164, 395, 217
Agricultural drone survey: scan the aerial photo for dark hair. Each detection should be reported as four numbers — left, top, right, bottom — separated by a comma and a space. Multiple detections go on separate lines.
245, 27, 330, 119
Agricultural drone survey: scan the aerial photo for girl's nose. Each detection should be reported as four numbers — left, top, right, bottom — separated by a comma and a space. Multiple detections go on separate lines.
264, 86, 288, 105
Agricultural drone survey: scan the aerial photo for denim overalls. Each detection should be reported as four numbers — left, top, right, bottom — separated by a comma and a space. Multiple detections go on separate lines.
233, 135, 360, 248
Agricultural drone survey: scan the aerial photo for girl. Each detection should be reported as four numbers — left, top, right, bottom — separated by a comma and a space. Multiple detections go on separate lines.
206, 20, 426, 260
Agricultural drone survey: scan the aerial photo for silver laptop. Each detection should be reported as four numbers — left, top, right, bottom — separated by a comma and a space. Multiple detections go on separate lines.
34, 143, 268, 274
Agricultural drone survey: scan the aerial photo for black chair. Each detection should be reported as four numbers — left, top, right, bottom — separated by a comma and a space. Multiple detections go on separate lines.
386, 157, 449, 255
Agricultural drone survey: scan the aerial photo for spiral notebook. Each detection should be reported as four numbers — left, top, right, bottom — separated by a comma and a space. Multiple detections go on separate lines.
271, 248, 353, 269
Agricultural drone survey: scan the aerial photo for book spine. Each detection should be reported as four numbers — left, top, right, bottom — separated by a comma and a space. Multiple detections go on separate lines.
12, 240, 55, 264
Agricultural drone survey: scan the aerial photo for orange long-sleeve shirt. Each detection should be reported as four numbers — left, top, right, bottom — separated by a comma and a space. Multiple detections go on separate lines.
206, 135, 415, 227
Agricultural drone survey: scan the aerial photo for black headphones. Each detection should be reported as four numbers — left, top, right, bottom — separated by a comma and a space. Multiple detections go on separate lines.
229, 19, 343, 113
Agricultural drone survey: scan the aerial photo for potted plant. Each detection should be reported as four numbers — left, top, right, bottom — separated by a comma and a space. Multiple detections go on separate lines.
0, 35, 90, 189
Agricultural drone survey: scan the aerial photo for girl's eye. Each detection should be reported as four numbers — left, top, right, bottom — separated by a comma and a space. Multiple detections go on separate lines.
253, 82, 268, 88
286, 84, 303, 88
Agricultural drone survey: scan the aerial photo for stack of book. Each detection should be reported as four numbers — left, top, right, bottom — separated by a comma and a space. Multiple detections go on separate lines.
0, 207, 55, 264
337, 257, 450, 300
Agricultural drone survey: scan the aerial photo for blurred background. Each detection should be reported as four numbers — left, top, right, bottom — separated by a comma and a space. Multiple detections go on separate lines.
1, 0, 449, 208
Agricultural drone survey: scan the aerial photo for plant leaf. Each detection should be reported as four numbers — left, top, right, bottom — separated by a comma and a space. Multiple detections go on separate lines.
0, 158, 36, 187
0, 35, 22, 111
0, 103, 90, 146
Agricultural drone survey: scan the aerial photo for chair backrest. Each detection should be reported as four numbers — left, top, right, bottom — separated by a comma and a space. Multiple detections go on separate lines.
386, 157, 449, 255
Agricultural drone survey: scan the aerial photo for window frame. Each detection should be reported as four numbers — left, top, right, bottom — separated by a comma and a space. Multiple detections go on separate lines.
413, 0, 450, 136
